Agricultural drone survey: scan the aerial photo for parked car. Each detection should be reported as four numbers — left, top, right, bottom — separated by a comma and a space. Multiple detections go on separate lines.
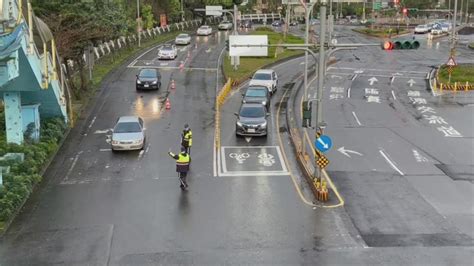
136, 68, 161, 90
240, 20, 253, 28
175, 33, 191, 45
414, 24, 430, 34
248, 69, 278, 95
440, 22, 452, 32
157, 44, 177, 60
310, 19, 320, 25
289, 21, 298, 26
271, 20, 283, 27
242, 86, 271, 110
235, 103, 269, 137
218, 21, 233, 30
197, 25, 212, 35
431, 24, 443, 35
111, 116, 146, 151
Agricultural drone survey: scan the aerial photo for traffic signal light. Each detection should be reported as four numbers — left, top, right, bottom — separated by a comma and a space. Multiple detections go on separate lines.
382, 40, 420, 50
302, 101, 312, 128
402, 8, 408, 16
225, 40, 229, 51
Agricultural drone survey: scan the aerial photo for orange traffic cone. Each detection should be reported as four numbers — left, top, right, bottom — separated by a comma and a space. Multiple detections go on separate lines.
171, 79, 176, 89
165, 98, 171, 110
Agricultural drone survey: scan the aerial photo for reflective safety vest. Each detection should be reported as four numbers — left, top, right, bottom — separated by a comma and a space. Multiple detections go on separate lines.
182, 130, 193, 147
176, 153, 190, 172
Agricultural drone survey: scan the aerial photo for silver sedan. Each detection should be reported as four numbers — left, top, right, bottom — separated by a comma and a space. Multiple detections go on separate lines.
111, 116, 146, 151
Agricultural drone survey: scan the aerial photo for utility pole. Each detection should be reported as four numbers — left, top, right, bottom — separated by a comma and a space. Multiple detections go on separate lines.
137, 0, 141, 47
232, 4, 239, 70
466, 0, 469, 24
362, 0, 366, 21
460, 0, 464, 24
315, 0, 328, 181
302, 1, 317, 153
181, 0, 185, 22
452, 0, 458, 50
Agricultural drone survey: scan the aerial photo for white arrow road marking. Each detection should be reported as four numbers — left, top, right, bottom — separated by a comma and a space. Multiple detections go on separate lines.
160, 62, 169, 66
317, 138, 329, 149
245, 137, 252, 143
94, 129, 111, 134
331, 75, 342, 79
392, 72, 403, 76
390, 76, 395, 84
206, 48, 212, 53
368, 77, 378, 86
337, 147, 363, 158
354, 70, 364, 74
408, 79, 416, 87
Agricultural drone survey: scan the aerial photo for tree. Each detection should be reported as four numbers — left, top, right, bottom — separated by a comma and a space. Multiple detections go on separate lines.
142, 4, 156, 29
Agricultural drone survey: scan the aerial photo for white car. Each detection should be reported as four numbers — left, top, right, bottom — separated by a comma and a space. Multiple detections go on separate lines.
440, 23, 452, 33
175, 33, 191, 45
431, 25, 443, 35
197, 25, 212, 36
414, 24, 430, 34
111, 116, 146, 151
218, 21, 233, 30
157, 44, 177, 60
249, 69, 278, 95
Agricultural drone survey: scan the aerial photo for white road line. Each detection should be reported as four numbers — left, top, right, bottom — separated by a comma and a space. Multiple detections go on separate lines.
127, 45, 161, 67
352, 111, 362, 126
347, 87, 351, 98
351, 74, 357, 81
64, 151, 83, 181
330, 67, 427, 74
138, 150, 145, 159
100, 148, 112, 152
88, 116, 97, 130
391, 90, 397, 100
379, 150, 405, 176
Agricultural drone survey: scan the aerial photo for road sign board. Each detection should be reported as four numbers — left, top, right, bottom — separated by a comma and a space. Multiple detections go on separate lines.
205, 5, 223, 16
314, 135, 332, 153
446, 57, 457, 66
229, 35, 268, 57
373, 1, 382, 10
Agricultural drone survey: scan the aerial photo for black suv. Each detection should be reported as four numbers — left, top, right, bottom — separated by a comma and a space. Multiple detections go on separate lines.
235, 103, 269, 137
242, 86, 270, 110
136, 68, 161, 90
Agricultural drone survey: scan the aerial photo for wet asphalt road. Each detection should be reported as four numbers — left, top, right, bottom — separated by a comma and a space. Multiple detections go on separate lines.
1, 25, 473, 265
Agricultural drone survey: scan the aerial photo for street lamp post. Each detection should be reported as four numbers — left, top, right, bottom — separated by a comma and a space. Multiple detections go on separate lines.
137, 0, 141, 47
181, 0, 185, 22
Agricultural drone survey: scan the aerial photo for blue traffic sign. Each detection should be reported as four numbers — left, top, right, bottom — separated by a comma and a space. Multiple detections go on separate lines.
314, 135, 332, 153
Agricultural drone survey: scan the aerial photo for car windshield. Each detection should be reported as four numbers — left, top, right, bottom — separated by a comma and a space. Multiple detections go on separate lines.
177, 34, 188, 38
253, 73, 271, 80
114, 122, 141, 133
246, 89, 266, 97
162, 46, 173, 51
139, 69, 157, 78
240, 106, 265, 118
201, 26, 209, 29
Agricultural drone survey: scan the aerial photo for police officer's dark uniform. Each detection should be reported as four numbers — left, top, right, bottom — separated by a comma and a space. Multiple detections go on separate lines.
168, 147, 190, 189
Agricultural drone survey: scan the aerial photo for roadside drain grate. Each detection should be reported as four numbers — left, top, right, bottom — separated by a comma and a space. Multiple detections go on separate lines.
362, 233, 474, 247
279, 127, 287, 133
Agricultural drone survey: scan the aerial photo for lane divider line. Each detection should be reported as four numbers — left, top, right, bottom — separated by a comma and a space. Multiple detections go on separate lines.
347, 87, 351, 98
352, 111, 362, 126
391, 90, 397, 100
379, 149, 405, 176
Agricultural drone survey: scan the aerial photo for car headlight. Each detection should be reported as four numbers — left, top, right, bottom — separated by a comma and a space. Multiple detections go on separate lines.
236, 121, 243, 127
133, 139, 142, 144
112, 140, 119, 145
136, 80, 141, 84
261, 101, 267, 105
242, 100, 247, 103
260, 122, 267, 128
152, 80, 157, 84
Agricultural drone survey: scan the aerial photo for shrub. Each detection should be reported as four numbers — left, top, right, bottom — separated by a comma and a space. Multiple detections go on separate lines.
0, 117, 65, 229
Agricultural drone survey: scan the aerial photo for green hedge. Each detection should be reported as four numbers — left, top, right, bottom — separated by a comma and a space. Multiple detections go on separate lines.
0, 116, 66, 231
469, 43, 474, 50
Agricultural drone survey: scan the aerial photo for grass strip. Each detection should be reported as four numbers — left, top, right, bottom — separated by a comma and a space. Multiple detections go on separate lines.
353, 27, 410, 38
438, 64, 474, 84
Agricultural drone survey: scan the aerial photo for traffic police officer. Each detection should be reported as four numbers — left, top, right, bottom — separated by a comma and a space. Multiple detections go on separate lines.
181, 124, 193, 154
168, 147, 190, 189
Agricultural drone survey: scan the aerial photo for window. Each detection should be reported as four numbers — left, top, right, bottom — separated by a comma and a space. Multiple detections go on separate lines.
240, 106, 265, 118
114, 122, 142, 133
246, 89, 267, 97
253, 73, 271, 80
139, 69, 157, 78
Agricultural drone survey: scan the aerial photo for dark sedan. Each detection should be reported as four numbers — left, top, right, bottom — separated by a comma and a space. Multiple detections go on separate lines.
136, 68, 161, 91
240, 20, 253, 28
235, 103, 269, 137
242, 86, 270, 110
